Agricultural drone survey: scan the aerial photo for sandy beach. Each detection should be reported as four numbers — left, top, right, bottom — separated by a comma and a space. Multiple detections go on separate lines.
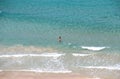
0, 71, 99, 79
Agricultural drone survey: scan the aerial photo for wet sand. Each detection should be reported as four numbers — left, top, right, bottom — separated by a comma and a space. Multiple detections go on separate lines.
0, 71, 99, 79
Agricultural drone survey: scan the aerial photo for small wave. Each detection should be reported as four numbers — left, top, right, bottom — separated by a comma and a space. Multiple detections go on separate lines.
36, 53, 65, 57
21, 70, 72, 73
0, 69, 72, 73
72, 53, 91, 57
81, 46, 109, 51
0, 53, 65, 58
80, 66, 120, 70
0, 54, 28, 58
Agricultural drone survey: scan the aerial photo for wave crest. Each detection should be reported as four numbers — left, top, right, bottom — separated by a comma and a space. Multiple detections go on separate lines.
0, 53, 65, 58
81, 46, 109, 51
0, 69, 72, 73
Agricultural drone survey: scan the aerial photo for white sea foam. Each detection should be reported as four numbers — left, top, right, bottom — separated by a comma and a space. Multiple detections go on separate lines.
81, 46, 109, 51
34, 53, 65, 57
24, 70, 72, 73
80, 66, 120, 70
0, 53, 65, 58
0, 54, 28, 58
0, 69, 72, 73
72, 53, 91, 57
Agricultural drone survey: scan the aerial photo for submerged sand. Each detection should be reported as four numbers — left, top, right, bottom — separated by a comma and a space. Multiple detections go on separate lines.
0, 71, 99, 79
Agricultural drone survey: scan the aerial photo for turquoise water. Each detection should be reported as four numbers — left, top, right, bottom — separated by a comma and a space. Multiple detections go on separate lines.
0, 0, 120, 48
0, 0, 120, 79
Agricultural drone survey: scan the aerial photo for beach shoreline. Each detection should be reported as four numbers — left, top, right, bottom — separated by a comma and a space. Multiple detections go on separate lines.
0, 71, 99, 79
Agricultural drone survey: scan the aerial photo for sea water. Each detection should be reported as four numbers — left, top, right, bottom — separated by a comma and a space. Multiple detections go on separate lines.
0, 0, 120, 79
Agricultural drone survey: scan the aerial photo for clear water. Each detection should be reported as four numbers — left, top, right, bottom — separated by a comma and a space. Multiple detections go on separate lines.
0, 0, 120, 79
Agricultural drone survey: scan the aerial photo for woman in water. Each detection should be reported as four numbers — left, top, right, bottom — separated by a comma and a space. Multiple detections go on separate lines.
58, 36, 62, 43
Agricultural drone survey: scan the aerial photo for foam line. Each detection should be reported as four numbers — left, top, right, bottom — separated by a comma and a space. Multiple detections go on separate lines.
0, 53, 65, 58
72, 53, 91, 56
81, 46, 109, 51
0, 70, 72, 73
80, 66, 120, 70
